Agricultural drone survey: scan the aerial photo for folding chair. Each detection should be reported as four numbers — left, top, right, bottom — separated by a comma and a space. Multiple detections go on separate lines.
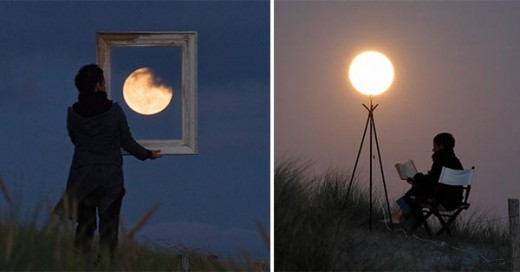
419, 166, 475, 237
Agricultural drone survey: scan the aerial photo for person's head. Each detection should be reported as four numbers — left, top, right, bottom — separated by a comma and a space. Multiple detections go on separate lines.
433, 132, 455, 152
74, 64, 105, 94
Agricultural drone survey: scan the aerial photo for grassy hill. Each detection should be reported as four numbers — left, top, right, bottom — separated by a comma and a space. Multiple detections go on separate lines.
275, 160, 510, 271
0, 178, 268, 271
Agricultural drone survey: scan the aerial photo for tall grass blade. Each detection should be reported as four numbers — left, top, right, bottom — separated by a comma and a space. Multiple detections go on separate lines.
0, 176, 13, 205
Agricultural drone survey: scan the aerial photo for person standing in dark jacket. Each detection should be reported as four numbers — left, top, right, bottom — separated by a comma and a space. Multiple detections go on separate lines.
54, 64, 162, 262
389, 133, 463, 226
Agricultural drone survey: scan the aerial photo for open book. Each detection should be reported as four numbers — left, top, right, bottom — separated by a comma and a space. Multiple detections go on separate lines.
395, 160, 418, 180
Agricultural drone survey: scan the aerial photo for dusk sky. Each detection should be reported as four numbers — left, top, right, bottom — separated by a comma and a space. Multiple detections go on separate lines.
0, 1, 269, 259
275, 2, 520, 224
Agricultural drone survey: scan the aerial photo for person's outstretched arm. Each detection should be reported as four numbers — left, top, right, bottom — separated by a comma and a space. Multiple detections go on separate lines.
116, 105, 161, 160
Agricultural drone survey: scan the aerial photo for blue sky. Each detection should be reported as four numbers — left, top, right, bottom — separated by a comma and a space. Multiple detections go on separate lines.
0, 1, 269, 259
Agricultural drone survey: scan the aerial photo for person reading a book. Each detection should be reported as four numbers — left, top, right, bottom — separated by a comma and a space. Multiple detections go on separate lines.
390, 132, 464, 225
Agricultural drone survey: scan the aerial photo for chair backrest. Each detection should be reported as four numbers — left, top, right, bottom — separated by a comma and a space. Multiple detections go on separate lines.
439, 166, 475, 205
438, 166, 475, 186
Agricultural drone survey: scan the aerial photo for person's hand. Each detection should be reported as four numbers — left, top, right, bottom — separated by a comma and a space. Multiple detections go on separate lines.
149, 150, 162, 160
406, 177, 414, 185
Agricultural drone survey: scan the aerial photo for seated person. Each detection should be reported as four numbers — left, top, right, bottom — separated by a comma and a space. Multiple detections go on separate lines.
390, 132, 464, 225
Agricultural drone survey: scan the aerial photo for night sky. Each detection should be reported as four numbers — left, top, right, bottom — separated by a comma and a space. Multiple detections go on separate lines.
275, 2, 520, 225
0, 1, 269, 259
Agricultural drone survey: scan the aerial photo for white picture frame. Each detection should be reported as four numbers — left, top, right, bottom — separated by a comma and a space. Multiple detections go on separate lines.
96, 32, 198, 155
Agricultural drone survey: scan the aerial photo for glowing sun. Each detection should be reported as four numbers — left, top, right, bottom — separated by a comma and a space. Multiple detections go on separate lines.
123, 67, 173, 115
348, 51, 394, 96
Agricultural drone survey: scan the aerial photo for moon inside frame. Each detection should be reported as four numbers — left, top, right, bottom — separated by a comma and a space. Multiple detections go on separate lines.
122, 67, 173, 115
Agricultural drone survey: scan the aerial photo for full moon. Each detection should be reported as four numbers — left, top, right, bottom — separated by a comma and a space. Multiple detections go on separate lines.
348, 51, 394, 96
123, 67, 173, 115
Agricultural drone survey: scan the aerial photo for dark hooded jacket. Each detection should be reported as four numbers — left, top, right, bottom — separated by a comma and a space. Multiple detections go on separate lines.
55, 92, 149, 220
67, 95, 149, 168
413, 148, 463, 210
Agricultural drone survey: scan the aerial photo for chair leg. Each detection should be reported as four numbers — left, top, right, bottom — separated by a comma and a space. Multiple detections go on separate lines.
420, 211, 434, 237
437, 223, 451, 236
436, 209, 463, 236
435, 213, 449, 236
423, 220, 433, 237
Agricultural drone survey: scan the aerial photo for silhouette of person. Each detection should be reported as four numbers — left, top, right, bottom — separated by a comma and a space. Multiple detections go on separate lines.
54, 64, 162, 262
390, 133, 463, 230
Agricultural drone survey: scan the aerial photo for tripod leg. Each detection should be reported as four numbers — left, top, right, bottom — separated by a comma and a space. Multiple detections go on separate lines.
369, 114, 374, 230
346, 113, 371, 202
371, 115, 393, 230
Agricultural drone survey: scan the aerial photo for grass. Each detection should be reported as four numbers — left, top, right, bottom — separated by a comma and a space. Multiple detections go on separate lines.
275, 160, 510, 271
0, 176, 268, 271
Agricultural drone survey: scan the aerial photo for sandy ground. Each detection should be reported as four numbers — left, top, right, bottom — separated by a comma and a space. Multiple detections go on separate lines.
334, 224, 510, 271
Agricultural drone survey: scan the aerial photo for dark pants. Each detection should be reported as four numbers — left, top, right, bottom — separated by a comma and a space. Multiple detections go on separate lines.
397, 184, 434, 232
74, 187, 124, 261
